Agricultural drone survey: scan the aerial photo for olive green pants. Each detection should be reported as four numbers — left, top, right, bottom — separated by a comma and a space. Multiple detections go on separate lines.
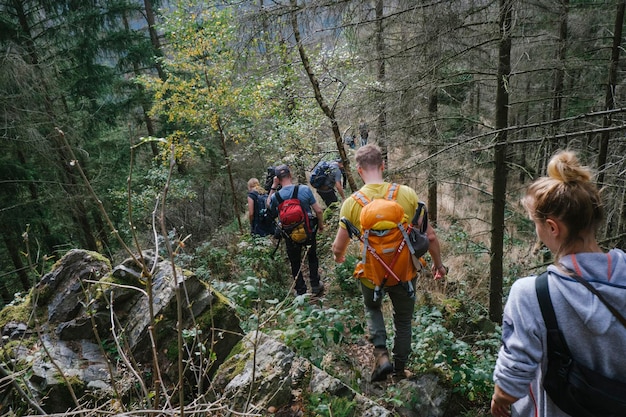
360, 278, 417, 367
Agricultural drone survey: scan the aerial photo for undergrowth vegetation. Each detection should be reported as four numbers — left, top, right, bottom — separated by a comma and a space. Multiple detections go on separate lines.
190, 203, 516, 415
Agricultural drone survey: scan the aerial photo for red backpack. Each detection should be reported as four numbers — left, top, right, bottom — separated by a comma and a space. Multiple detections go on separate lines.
275, 185, 313, 244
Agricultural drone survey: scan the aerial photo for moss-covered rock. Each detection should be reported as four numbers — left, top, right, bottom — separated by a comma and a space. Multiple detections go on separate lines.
0, 249, 243, 413
210, 331, 395, 416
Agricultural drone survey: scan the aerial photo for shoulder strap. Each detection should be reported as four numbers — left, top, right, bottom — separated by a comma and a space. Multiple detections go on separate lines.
276, 185, 299, 205
536, 272, 558, 332
385, 183, 399, 201
352, 184, 397, 207
412, 202, 428, 232
569, 272, 626, 328
535, 271, 573, 357
352, 190, 370, 207
249, 191, 260, 208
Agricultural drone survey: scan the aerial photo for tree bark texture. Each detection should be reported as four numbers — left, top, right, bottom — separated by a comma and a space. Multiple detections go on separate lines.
489, 0, 513, 323
597, 0, 624, 186
375, 0, 389, 167
289, 0, 357, 192
427, 88, 439, 227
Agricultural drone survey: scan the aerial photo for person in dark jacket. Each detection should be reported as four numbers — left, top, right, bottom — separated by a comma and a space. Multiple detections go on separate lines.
247, 178, 275, 237
313, 159, 346, 207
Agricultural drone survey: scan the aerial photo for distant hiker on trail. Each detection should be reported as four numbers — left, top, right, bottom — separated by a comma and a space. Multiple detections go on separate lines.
344, 131, 356, 149
331, 144, 446, 383
309, 159, 346, 207
359, 119, 369, 146
247, 178, 275, 237
268, 164, 325, 296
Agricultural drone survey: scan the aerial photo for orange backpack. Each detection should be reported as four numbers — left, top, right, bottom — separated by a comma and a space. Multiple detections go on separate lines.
352, 183, 416, 288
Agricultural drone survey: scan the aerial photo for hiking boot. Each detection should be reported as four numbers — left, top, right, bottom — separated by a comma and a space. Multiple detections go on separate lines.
392, 368, 413, 381
392, 360, 413, 381
311, 283, 324, 296
371, 347, 393, 382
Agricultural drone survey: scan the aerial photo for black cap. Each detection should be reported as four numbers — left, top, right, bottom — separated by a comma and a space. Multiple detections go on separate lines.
275, 164, 291, 179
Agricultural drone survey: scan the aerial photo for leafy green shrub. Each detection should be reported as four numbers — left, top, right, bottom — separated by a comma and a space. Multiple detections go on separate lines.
308, 392, 356, 417
194, 234, 287, 283
384, 384, 424, 411
194, 243, 231, 279
410, 305, 500, 403
274, 298, 363, 366
334, 254, 360, 296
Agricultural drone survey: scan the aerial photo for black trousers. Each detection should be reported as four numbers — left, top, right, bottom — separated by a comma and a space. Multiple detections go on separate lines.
317, 188, 338, 207
285, 234, 320, 295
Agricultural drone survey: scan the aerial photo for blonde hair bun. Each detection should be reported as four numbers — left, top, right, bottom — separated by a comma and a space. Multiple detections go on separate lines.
547, 150, 592, 184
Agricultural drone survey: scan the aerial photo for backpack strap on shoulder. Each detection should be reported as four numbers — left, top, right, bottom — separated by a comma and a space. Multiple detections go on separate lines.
536, 272, 557, 331
535, 271, 572, 357
413, 202, 428, 232
352, 190, 369, 207
386, 183, 399, 200
276, 185, 299, 205
351, 190, 370, 262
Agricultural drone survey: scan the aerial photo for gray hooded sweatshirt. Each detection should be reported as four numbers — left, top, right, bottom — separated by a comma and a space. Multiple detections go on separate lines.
493, 249, 626, 417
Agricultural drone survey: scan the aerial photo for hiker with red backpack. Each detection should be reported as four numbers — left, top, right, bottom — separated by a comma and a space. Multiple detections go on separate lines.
331, 144, 446, 382
267, 164, 325, 296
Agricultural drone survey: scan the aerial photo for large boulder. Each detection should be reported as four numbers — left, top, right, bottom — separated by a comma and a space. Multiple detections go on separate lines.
0, 249, 242, 413
210, 331, 394, 416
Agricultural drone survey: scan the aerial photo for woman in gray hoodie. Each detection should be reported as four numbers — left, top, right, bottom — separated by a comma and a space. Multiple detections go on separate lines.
491, 150, 626, 417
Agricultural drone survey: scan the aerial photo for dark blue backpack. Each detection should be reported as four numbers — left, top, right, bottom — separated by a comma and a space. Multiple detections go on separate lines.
249, 191, 275, 236
535, 272, 626, 417
310, 161, 334, 189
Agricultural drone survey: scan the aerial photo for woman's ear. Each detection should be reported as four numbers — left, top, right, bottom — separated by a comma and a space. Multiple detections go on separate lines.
545, 218, 561, 237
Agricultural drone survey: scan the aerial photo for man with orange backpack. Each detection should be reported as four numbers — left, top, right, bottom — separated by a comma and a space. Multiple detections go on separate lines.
331, 144, 446, 382
268, 164, 325, 296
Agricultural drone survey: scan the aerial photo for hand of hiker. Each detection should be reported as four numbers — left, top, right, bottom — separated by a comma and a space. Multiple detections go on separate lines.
490, 384, 515, 417
333, 252, 345, 263
490, 397, 511, 417
432, 264, 447, 280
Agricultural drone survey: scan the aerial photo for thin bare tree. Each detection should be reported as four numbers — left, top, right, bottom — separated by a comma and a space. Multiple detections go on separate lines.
489, 0, 513, 323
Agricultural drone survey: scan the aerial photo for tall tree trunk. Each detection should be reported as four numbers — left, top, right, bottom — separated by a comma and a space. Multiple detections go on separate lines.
597, 0, 624, 186
427, 88, 439, 227
489, 0, 513, 323
551, 0, 569, 151
519, 79, 531, 182
54, 130, 99, 252
3, 235, 30, 291
375, 0, 388, 166
144, 0, 166, 81
290, 0, 357, 191
216, 118, 243, 234
123, 11, 160, 157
